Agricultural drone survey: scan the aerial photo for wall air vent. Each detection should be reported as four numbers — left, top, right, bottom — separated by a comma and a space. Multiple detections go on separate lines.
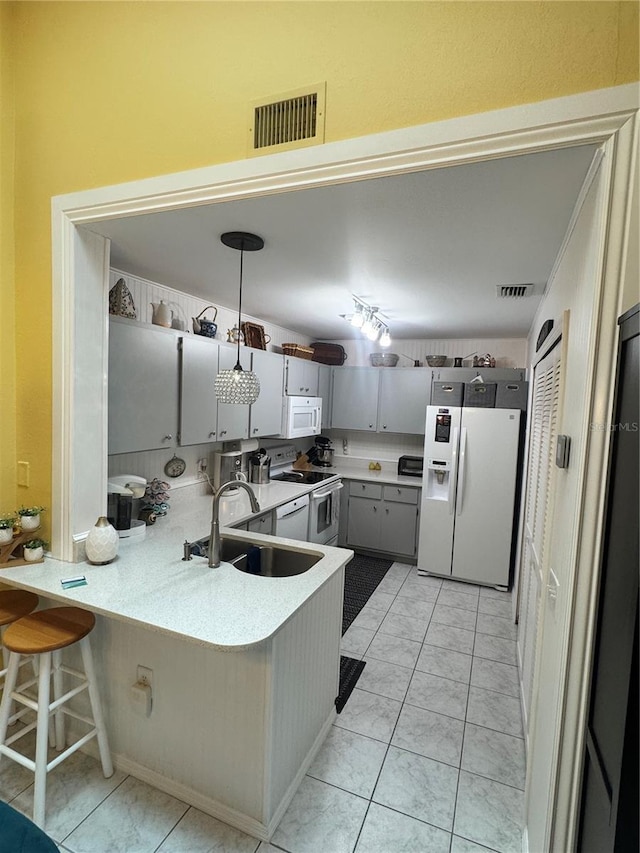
248, 83, 326, 157
496, 283, 535, 299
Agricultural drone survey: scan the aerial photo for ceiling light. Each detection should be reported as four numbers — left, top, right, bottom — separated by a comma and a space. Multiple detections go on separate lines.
379, 327, 392, 348
214, 231, 262, 405
344, 296, 391, 347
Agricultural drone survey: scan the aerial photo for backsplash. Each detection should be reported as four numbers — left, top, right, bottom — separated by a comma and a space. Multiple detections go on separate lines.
325, 429, 424, 463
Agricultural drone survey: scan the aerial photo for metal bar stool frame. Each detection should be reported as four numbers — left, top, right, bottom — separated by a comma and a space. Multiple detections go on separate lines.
0, 606, 114, 828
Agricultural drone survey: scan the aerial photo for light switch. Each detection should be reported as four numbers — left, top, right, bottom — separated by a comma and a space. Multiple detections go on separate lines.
17, 461, 30, 487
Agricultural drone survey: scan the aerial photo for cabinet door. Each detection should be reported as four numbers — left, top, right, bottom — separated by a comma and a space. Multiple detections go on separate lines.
216, 346, 250, 440
379, 368, 430, 434
346, 496, 380, 550
179, 336, 219, 445
318, 365, 332, 428
249, 350, 284, 438
381, 501, 419, 557
331, 368, 380, 431
247, 511, 275, 535
108, 320, 179, 454
286, 358, 319, 395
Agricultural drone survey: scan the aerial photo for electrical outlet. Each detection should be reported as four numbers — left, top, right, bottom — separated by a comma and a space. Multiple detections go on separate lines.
137, 665, 153, 688
197, 458, 208, 477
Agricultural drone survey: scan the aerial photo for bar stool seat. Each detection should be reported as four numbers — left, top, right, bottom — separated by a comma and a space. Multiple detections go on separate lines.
0, 590, 39, 679
0, 606, 113, 828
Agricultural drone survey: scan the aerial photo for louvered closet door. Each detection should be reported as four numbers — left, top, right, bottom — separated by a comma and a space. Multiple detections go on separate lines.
518, 342, 563, 733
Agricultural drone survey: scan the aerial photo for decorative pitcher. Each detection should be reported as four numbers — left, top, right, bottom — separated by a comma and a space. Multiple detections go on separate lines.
151, 300, 172, 328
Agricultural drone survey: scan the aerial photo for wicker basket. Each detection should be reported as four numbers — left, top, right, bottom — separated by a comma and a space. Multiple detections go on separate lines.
282, 343, 314, 360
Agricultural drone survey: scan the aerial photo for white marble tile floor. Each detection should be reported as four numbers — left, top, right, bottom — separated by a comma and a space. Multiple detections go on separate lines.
0, 569, 524, 853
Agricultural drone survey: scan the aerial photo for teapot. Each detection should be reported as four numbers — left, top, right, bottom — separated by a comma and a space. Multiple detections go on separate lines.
473, 353, 496, 368
151, 300, 172, 328
192, 306, 218, 337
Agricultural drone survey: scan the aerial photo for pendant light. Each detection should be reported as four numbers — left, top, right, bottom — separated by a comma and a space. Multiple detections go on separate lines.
214, 231, 263, 404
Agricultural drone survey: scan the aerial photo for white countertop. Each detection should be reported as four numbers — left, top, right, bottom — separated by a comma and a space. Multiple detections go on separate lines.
0, 481, 352, 652
0, 464, 419, 651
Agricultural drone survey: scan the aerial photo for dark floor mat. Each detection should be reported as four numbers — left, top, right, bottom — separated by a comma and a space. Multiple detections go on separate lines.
342, 552, 394, 634
336, 656, 366, 713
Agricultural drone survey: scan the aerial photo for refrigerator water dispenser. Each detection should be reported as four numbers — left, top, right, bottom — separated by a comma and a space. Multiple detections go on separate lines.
425, 459, 451, 499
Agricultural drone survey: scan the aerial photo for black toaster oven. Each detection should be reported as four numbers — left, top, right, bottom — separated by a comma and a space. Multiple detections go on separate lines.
397, 455, 424, 477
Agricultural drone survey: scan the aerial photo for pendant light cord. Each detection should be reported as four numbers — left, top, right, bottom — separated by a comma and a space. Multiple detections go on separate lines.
234, 243, 244, 371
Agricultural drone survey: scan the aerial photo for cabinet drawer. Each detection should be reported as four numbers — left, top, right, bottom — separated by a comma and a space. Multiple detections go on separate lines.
383, 485, 419, 505
350, 482, 382, 500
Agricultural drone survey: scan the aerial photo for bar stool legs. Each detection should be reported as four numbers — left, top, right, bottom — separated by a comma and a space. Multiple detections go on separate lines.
0, 607, 114, 828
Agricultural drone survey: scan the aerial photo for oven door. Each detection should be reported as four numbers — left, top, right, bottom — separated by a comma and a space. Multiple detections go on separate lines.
308, 481, 343, 545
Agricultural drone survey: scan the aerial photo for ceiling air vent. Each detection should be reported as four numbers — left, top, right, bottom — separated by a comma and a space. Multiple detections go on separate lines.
248, 83, 326, 157
496, 283, 535, 299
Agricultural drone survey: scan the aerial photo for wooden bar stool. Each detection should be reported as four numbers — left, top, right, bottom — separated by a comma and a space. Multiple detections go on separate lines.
0, 589, 39, 679
0, 606, 114, 828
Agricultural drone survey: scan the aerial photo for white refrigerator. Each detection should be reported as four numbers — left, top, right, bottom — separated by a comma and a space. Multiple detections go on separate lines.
417, 405, 521, 588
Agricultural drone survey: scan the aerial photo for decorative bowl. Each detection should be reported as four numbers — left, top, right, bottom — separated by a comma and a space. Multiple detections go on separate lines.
426, 355, 447, 367
370, 353, 399, 367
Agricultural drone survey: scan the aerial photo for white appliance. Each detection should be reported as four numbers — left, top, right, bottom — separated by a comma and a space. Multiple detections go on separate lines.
308, 481, 343, 546
275, 494, 310, 541
417, 405, 521, 588
280, 396, 322, 439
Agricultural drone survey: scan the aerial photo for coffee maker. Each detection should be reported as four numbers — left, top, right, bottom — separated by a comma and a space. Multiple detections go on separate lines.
212, 450, 248, 490
107, 475, 147, 540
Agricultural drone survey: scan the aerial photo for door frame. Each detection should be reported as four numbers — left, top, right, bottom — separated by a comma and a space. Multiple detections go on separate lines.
51, 83, 638, 850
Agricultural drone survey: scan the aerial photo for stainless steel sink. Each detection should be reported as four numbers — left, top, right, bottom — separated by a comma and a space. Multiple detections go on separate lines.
185, 536, 320, 576
232, 545, 320, 577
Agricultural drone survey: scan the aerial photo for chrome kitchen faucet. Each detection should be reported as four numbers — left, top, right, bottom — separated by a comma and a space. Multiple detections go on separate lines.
209, 481, 260, 568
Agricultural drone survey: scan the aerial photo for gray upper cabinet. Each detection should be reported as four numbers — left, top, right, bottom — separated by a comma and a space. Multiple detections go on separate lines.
378, 368, 431, 434
330, 367, 380, 431
318, 365, 332, 428
249, 349, 285, 438
285, 357, 319, 396
431, 367, 526, 382
108, 319, 179, 454
217, 346, 250, 440
179, 335, 219, 446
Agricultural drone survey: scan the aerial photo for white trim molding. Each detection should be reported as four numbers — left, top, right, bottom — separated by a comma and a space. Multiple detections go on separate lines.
51, 82, 639, 848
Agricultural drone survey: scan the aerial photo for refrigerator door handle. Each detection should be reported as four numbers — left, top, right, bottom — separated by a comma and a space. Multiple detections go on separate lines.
457, 427, 467, 515
448, 426, 459, 515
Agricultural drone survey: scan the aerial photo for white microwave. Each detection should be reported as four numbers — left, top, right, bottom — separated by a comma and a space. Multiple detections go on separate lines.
281, 396, 322, 439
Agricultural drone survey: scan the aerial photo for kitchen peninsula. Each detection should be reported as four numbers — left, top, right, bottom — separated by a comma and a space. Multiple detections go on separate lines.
0, 485, 352, 841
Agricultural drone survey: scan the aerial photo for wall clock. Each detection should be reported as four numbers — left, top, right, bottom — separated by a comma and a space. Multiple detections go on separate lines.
164, 455, 186, 478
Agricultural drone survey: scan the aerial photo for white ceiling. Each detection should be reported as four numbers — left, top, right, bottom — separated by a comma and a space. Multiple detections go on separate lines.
89, 144, 597, 341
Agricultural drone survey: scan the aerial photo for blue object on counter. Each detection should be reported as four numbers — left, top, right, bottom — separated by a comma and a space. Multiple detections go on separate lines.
246, 546, 262, 575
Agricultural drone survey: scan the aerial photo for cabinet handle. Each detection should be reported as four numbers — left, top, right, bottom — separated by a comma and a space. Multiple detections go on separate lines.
383, 425, 387, 429
253, 428, 259, 432
373, 505, 377, 512
397, 488, 401, 494
361, 484, 365, 490
209, 431, 216, 438
386, 508, 389, 514
163, 434, 172, 441
220, 430, 227, 436
369, 424, 373, 429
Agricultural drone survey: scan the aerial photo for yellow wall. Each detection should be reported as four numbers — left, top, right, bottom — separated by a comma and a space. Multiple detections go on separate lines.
4, 1, 639, 524
0, 2, 16, 513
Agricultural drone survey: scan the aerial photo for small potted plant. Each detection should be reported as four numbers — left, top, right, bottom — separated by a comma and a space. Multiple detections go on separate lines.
17, 506, 45, 532
0, 514, 16, 544
23, 537, 48, 562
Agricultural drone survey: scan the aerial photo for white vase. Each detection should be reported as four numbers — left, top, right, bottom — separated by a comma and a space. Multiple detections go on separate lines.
0, 527, 13, 543
24, 545, 43, 562
85, 516, 119, 565
21, 514, 40, 531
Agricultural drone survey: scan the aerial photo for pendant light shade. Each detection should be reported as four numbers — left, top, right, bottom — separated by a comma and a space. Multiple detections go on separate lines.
214, 231, 263, 405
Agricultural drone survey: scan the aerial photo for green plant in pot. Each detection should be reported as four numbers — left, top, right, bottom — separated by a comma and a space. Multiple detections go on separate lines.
17, 505, 45, 532
0, 514, 16, 544
23, 537, 48, 562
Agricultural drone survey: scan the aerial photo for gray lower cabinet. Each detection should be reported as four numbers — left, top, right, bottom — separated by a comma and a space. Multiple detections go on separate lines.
249, 350, 284, 438
109, 319, 179, 454
346, 481, 420, 558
